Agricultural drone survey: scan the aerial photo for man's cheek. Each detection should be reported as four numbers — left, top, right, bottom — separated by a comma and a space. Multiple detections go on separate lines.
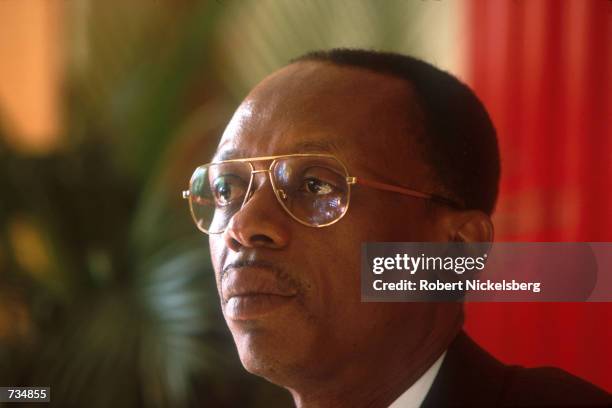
209, 238, 225, 293
316, 256, 362, 309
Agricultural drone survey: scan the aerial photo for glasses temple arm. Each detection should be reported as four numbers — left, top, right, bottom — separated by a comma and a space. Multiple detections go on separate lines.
351, 177, 462, 208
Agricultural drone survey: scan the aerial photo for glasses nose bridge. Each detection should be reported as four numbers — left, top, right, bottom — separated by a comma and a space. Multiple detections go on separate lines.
249, 167, 274, 187
243, 166, 284, 206
250, 168, 271, 175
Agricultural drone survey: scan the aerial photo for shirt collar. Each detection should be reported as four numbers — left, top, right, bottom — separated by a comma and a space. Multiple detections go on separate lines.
387, 351, 447, 408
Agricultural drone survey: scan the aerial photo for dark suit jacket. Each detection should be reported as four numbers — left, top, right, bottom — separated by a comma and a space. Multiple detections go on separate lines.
420, 331, 612, 407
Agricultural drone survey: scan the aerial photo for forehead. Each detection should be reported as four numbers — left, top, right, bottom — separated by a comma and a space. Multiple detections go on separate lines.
215, 61, 427, 179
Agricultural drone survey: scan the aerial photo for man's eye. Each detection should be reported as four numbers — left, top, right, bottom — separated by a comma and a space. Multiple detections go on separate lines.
301, 177, 334, 195
212, 176, 246, 206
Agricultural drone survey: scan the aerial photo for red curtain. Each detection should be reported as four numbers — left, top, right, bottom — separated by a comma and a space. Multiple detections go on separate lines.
464, 0, 612, 392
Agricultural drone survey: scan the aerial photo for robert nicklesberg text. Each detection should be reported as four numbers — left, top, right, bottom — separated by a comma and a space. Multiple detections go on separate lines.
373, 279, 542, 293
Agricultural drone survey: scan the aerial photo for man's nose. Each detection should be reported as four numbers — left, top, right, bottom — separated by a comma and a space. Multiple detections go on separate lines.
222, 173, 290, 251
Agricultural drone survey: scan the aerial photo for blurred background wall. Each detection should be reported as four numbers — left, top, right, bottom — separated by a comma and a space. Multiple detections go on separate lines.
0, 0, 610, 406
462, 0, 612, 395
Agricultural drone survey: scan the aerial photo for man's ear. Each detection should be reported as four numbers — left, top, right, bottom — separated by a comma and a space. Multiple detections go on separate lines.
447, 210, 494, 243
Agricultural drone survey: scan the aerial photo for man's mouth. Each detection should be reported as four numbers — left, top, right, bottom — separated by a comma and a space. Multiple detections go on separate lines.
221, 264, 299, 320
225, 293, 297, 320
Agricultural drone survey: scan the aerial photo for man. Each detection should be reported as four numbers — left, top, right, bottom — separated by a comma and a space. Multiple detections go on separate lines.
182, 49, 611, 407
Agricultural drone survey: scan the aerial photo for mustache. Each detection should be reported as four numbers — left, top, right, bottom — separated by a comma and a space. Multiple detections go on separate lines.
222, 259, 303, 293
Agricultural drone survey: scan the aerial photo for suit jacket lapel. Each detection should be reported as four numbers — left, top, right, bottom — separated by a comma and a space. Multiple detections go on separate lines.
420, 331, 512, 407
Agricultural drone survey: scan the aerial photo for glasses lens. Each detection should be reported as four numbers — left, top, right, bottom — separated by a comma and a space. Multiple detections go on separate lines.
272, 156, 349, 226
189, 162, 251, 233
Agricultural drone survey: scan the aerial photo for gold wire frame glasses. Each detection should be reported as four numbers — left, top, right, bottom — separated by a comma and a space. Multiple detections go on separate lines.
182, 153, 460, 234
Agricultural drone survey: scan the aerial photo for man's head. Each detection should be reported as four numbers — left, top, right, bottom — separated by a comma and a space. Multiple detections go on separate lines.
205, 49, 499, 398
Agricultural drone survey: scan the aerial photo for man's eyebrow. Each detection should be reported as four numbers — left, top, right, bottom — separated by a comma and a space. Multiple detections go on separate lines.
213, 139, 341, 161
292, 139, 341, 153
214, 148, 244, 161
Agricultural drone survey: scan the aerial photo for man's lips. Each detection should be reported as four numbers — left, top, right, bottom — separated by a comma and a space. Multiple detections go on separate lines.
221, 265, 299, 320
221, 266, 298, 301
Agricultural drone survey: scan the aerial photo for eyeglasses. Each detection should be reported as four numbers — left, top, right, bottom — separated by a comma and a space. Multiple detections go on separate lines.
182, 153, 460, 234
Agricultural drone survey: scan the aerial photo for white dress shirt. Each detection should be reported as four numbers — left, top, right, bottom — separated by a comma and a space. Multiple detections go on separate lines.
387, 351, 447, 408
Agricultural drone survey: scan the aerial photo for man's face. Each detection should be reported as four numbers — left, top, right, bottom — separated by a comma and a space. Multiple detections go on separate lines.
209, 61, 451, 386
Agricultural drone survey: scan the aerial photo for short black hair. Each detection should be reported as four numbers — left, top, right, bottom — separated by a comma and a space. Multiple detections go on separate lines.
292, 49, 500, 215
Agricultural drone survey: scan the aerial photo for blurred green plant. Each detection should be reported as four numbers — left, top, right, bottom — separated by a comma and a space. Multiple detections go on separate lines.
0, 1, 291, 407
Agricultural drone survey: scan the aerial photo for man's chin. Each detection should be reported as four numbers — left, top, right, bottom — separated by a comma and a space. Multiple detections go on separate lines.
230, 326, 314, 385
236, 341, 295, 384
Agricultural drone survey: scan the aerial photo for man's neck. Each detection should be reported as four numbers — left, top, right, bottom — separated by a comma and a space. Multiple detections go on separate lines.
287, 326, 461, 408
